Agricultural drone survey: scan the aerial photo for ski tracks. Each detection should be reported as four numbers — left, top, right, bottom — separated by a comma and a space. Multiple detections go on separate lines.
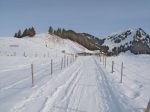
93, 57, 137, 112
11, 59, 82, 112
41, 67, 82, 112
10, 56, 137, 112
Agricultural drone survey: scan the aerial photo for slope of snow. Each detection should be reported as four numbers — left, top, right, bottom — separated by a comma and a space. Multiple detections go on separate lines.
24, 33, 89, 54
101, 52, 150, 111
104, 33, 134, 51
0, 33, 89, 58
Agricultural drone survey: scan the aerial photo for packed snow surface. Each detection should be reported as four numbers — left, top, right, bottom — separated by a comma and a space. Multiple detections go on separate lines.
0, 55, 149, 112
0, 34, 149, 112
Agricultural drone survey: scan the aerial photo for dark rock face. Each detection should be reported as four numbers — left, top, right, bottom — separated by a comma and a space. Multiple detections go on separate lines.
131, 39, 150, 54
131, 29, 150, 54
104, 28, 150, 55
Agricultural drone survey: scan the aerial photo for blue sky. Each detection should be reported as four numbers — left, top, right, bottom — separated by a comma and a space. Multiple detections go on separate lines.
0, 0, 150, 37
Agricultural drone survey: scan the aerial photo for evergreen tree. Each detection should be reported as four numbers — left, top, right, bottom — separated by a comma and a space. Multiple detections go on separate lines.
56, 28, 62, 37
18, 30, 22, 38
48, 26, 53, 34
14, 27, 36, 38
14, 33, 18, 38
22, 28, 28, 37
27, 27, 36, 37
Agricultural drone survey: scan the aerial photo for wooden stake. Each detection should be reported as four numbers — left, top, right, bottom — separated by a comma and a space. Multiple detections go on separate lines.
112, 61, 114, 73
70, 56, 72, 64
102, 54, 103, 65
100, 54, 101, 62
64, 54, 66, 68
120, 62, 123, 83
24, 52, 26, 57
31, 64, 34, 87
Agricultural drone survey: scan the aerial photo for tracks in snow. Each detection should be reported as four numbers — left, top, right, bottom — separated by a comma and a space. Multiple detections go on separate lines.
10, 56, 135, 112
11, 59, 82, 112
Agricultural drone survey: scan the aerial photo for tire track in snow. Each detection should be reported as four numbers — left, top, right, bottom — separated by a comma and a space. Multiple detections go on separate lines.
11, 61, 81, 112
40, 67, 81, 112
93, 57, 136, 112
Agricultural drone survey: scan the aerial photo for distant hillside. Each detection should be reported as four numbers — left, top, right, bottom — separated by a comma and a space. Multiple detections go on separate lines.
52, 28, 108, 52
0, 33, 90, 58
13, 27, 150, 55
53, 28, 150, 55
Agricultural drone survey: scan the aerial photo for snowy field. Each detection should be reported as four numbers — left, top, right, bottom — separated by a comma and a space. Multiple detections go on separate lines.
0, 34, 149, 112
100, 52, 150, 111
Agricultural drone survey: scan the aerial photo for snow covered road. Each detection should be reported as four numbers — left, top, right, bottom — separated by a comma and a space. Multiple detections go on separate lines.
1, 56, 141, 112
46, 56, 134, 112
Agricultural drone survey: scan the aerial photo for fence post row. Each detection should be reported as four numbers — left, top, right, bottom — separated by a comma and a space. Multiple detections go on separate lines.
31, 64, 34, 87
120, 62, 123, 83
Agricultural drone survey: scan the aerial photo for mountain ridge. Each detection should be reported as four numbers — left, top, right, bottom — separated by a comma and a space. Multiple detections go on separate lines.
103, 28, 150, 55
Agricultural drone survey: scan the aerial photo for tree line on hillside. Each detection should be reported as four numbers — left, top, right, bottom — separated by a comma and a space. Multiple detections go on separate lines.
14, 27, 36, 38
48, 26, 109, 53
14, 26, 109, 54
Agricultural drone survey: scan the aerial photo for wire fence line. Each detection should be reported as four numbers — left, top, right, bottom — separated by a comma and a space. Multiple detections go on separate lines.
97, 54, 149, 110
0, 54, 77, 93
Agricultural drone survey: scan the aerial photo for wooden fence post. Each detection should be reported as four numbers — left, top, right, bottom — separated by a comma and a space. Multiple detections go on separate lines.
120, 62, 123, 83
73, 55, 74, 62
112, 61, 114, 73
67, 56, 68, 66
31, 64, 34, 87
100, 54, 101, 62
146, 100, 150, 112
75, 55, 77, 60
103, 54, 105, 66
51, 59, 53, 75
64, 54, 66, 68
70, 56, 71, 64
24, 52, 26, 57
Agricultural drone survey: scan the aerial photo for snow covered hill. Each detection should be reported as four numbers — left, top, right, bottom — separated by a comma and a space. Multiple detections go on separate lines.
103, 28, 150, 55
0, 33, 89, 58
